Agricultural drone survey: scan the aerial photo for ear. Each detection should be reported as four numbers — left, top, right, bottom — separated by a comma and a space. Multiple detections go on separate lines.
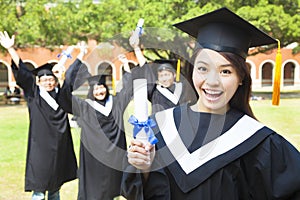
36, 77, 41, 85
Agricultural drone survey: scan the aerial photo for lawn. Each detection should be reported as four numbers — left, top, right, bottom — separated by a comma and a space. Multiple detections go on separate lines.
0, 98, 300, 199
0, 103, 81, 200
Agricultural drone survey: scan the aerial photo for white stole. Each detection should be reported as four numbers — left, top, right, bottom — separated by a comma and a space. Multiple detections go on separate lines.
39, 86, 59, 111
85, 95, 113, 117
155, 108, 264, 174
156, 82, 182, 105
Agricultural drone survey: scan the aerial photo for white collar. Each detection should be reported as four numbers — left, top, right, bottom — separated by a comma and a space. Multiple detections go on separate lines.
85, 95, 113, 117
38, 86, 59, 111
155, 108, 264, 174
156, 82, 182, 105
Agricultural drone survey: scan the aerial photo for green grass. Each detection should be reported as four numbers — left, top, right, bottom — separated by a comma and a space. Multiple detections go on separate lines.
0, 104, 81, 200
250, 98, 300, 149
0, 99, 300, 199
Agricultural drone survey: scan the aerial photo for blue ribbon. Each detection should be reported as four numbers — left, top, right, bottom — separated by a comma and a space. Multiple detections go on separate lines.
137, 26, 143, 37
128, 115, 158, 145
57, 50, 72, 59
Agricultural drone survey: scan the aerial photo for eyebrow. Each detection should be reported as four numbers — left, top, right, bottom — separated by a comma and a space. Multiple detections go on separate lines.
219, 64, 233, 67
195, 61, 232, 68
195, 61, 208, 65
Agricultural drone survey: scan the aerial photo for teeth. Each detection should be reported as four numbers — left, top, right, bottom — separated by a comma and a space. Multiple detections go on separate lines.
205, 89, 222, 95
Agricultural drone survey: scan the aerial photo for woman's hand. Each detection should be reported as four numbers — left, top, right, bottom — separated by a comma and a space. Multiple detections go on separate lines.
118, 54, 131, 73
52, 63, 65, 81
129, 31, 140, 49
77, 41, 87, 55
127, 139, 155, 171
0, 31, 15, 49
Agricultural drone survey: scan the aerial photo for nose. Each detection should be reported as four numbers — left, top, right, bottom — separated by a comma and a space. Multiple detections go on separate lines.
205, 71, 220, 86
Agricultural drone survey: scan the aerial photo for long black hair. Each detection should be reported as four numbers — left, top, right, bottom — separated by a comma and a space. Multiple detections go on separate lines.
191, 49, 256, 119
87, 83, 110, 102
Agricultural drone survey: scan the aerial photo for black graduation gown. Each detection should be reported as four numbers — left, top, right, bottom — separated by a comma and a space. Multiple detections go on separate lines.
135, 63, 197, 114
122, 104, 300, 200
12, 59, 77, 192
58, 60, 132, 200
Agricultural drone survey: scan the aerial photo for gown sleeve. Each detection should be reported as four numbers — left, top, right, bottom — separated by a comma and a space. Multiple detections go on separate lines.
121, 165, 171, 200
131, 63, 156, 103
114, 71, 133, 112
121, 146, 172, 200
11, 59, 35, 98
246, 133, 300, 199
58, 59, 90, 114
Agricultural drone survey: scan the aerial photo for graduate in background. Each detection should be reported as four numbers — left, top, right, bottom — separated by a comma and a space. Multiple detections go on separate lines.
148, 59, 197, 114
0, 31, 77, 200
123, 7, 300, 199
58, 51, 135, 199
129, 30, 197, 114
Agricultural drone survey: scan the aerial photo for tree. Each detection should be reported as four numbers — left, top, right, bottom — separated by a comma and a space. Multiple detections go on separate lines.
0, 0, 299, 63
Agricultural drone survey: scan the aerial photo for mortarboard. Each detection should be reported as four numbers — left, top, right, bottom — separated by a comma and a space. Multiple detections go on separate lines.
173, 7, 277, 59
87, 75, 106, 86
155, 59, 177, 73
32, 63, 56, 77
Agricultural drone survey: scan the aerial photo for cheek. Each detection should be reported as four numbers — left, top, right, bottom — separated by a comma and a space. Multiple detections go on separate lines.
93, 89, 98, 94
223, 78, 239, 97
192, 72, 204, 89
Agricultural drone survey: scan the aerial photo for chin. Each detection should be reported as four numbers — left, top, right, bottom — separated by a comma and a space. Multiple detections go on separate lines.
95, 96, 105, 101
46, 88, 54, 92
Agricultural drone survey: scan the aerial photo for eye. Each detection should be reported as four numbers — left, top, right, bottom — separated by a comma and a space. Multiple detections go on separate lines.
196, 66, 208, 73
220, 69, 232, 75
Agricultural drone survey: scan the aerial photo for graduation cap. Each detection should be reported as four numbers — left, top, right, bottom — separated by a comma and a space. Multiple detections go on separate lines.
154, 59, 177, 73
87, 74, 106, 86
32, 63, 56, 77
173, 7, 277, 59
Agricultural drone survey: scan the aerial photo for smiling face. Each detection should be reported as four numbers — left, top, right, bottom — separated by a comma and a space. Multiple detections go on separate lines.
93, 84, 108, 101
38, 75, 58, 92
157, 70, 176, 88
192, 49, 241, 114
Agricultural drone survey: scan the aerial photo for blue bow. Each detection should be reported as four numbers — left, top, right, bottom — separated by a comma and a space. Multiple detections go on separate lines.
137, 26, 143, 37
128, 115, 158, 145
57, 50, 73, 59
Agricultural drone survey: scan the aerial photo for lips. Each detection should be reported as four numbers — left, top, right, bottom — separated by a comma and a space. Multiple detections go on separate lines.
203, 89, 223, 100
95, 92, 105, 96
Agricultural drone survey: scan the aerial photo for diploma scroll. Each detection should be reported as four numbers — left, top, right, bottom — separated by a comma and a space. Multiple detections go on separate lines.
130, 18, 144, 48
129, 78, 158, 145
56, 46, 74, 79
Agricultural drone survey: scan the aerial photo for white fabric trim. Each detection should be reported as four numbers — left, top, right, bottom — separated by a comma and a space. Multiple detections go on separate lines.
155, 108, 264, 174
156, 82, 182, 105
39, 86, 59, 111
85, 95, 113, 117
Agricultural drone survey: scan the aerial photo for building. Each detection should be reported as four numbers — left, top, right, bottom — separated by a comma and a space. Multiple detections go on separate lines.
1, 43, 300, 96
0, 40, 139, 95
247, 47, 300, 92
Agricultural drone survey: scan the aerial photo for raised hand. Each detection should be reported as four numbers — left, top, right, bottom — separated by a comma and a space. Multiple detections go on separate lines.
77, 41, 88, 55
0, 31, 15, 49
118, 54, 131, 73
129, 30, 140, 49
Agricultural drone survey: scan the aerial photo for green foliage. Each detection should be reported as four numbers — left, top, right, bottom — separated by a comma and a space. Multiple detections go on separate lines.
0, 0, 299, 56
237, 5, 300, 48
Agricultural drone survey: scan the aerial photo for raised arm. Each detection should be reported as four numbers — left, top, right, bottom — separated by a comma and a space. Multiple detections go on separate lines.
76, 41, 88, 61
129, 31, 147, 67
58, 44, 90, 114
0, 31, 20, 66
